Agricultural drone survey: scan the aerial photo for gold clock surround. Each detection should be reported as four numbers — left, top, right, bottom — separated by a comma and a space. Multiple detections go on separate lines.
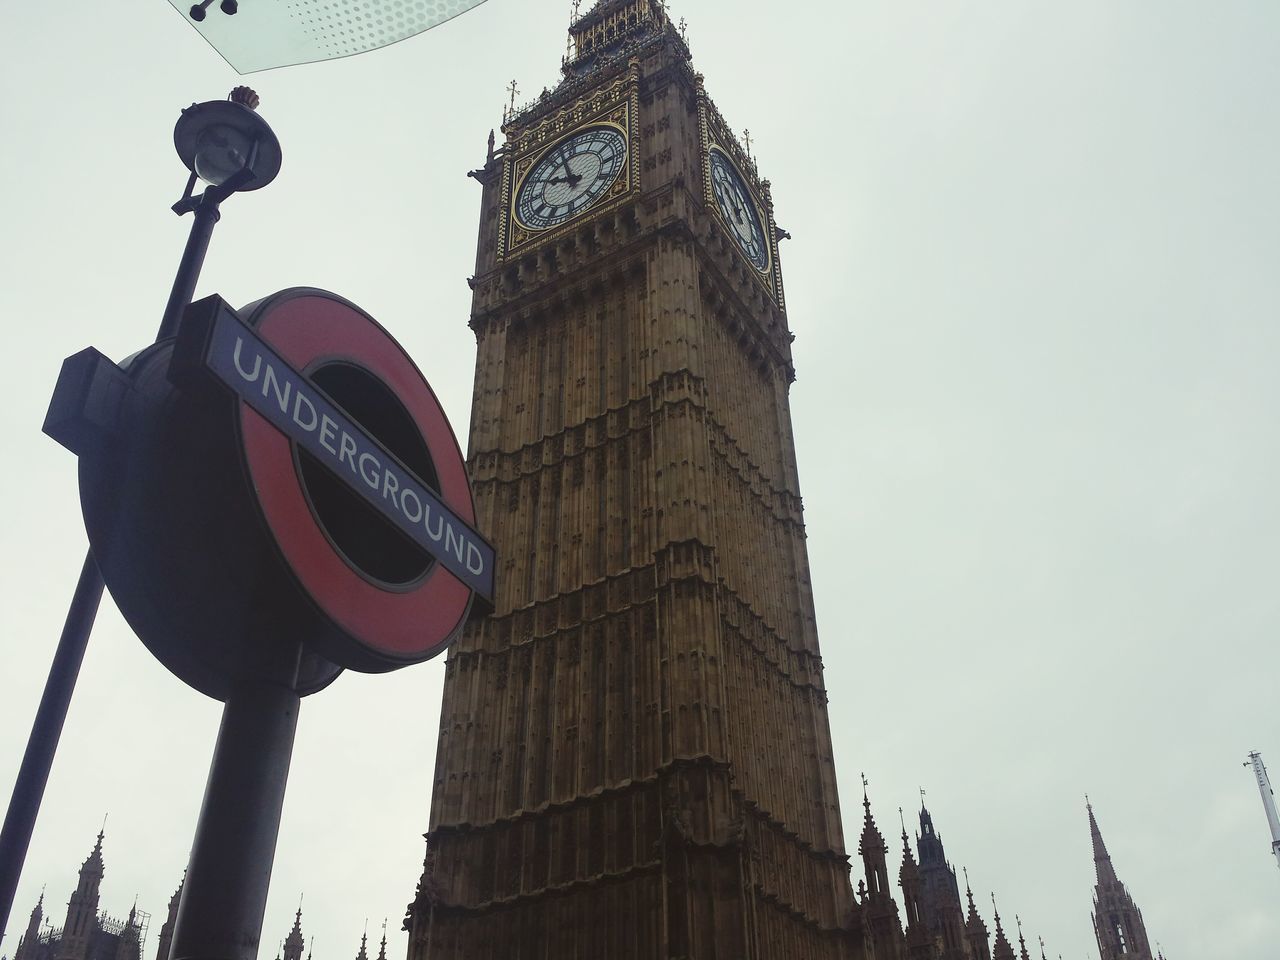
498, 76, 641, 260
697, 94, 786, 309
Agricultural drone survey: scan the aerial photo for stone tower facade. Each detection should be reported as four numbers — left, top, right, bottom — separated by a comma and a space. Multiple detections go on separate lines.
403, 1, 854, 956
1088, 802, 1153, 960
56, 832, 105, 960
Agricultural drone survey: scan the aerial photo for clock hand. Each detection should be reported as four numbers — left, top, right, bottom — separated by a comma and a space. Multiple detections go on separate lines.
556, 146, 581, 185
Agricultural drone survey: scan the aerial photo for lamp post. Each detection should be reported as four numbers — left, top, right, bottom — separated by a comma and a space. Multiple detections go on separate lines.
0, 88, 280, 947
162, 87, 282, 337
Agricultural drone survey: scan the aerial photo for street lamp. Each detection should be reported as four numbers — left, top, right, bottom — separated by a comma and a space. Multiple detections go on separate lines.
0, 88, 280, 949
160, 86, 281, 337
174, 88, 281, 191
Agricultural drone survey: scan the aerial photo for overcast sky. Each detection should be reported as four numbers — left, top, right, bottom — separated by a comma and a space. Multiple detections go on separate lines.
2, 2, 1278, 958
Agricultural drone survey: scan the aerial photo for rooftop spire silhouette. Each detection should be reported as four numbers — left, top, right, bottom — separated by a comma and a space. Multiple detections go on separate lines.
1087, 796, 1119, 886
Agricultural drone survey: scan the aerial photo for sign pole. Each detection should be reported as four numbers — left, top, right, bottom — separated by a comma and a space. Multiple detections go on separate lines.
169, 673, 300, 960
36, 278, 492, 956
0, 556, 104, 949
0, 165, 237, 948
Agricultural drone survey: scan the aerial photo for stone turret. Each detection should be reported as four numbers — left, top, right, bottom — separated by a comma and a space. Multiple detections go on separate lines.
281, 907, 305, 960
1088, 799, 1154, 959
12, 890, 45, 960
56, 831, 105, 960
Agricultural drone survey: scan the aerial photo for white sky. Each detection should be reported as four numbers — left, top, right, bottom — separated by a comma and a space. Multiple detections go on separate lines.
2, 1, 1278, 958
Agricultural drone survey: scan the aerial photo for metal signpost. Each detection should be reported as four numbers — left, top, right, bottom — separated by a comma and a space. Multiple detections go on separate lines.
42, 288, 492, 960
9, 91, 494, 960
0, 87, 281, 945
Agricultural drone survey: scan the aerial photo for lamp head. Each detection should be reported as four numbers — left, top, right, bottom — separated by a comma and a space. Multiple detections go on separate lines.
174, 87, 281, 191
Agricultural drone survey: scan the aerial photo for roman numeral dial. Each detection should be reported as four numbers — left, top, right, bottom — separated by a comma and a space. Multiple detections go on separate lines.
514, 126, 628, 231
708, 146, 769, 273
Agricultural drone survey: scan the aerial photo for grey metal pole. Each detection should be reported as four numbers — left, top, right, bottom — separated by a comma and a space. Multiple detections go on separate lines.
159, 196, 222, 340
0, 556, 104, 948
168, 677, 300, 960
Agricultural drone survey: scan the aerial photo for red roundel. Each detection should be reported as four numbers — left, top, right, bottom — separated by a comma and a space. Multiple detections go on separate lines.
238, 289, 475, 667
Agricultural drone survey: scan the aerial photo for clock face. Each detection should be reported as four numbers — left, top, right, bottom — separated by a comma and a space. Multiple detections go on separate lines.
514, 126, 628, 231
708, 147, 769, 272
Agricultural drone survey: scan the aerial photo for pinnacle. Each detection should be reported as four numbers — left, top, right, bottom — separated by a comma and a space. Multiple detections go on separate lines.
857, 790, 887, 856
80, 827, 106, 877
1015, 915, 1030, 960
1087, 799, 1120, 887
990, 895, 1016, 960
918, 789, 935, 834
283, 902, 306, 960
898, 827, 919, 887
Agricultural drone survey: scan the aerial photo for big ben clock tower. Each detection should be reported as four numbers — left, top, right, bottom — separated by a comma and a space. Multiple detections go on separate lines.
405, 2, 857, 956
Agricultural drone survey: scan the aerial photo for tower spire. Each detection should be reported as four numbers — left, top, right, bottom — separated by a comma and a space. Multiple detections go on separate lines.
961, 870, 991, 960
1087, 796, 1119, 886
990, 895, 1016, 960
12, 888, 46, 960
1088, 800, 1155, 959
899, 822, 928, 955
59, 829, 107, 960
857, 778, 891, 899
86, 820, 106, 872
282, 900, 306, 960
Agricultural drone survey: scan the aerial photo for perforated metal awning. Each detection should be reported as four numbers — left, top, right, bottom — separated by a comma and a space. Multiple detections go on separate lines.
167, 0, 489, 73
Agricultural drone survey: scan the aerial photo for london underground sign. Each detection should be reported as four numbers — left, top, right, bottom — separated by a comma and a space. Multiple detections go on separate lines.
181, 289, 494, 672
205, 310, 493, 598
46, 287, 492, 697
43, 284, 493, 960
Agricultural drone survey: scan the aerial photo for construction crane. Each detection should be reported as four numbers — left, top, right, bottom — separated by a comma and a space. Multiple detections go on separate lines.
1245, 751, 1280, 869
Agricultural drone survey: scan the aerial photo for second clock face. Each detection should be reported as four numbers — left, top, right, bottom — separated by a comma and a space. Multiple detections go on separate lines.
708, 147, 769, 272
514, 126, 627, 231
